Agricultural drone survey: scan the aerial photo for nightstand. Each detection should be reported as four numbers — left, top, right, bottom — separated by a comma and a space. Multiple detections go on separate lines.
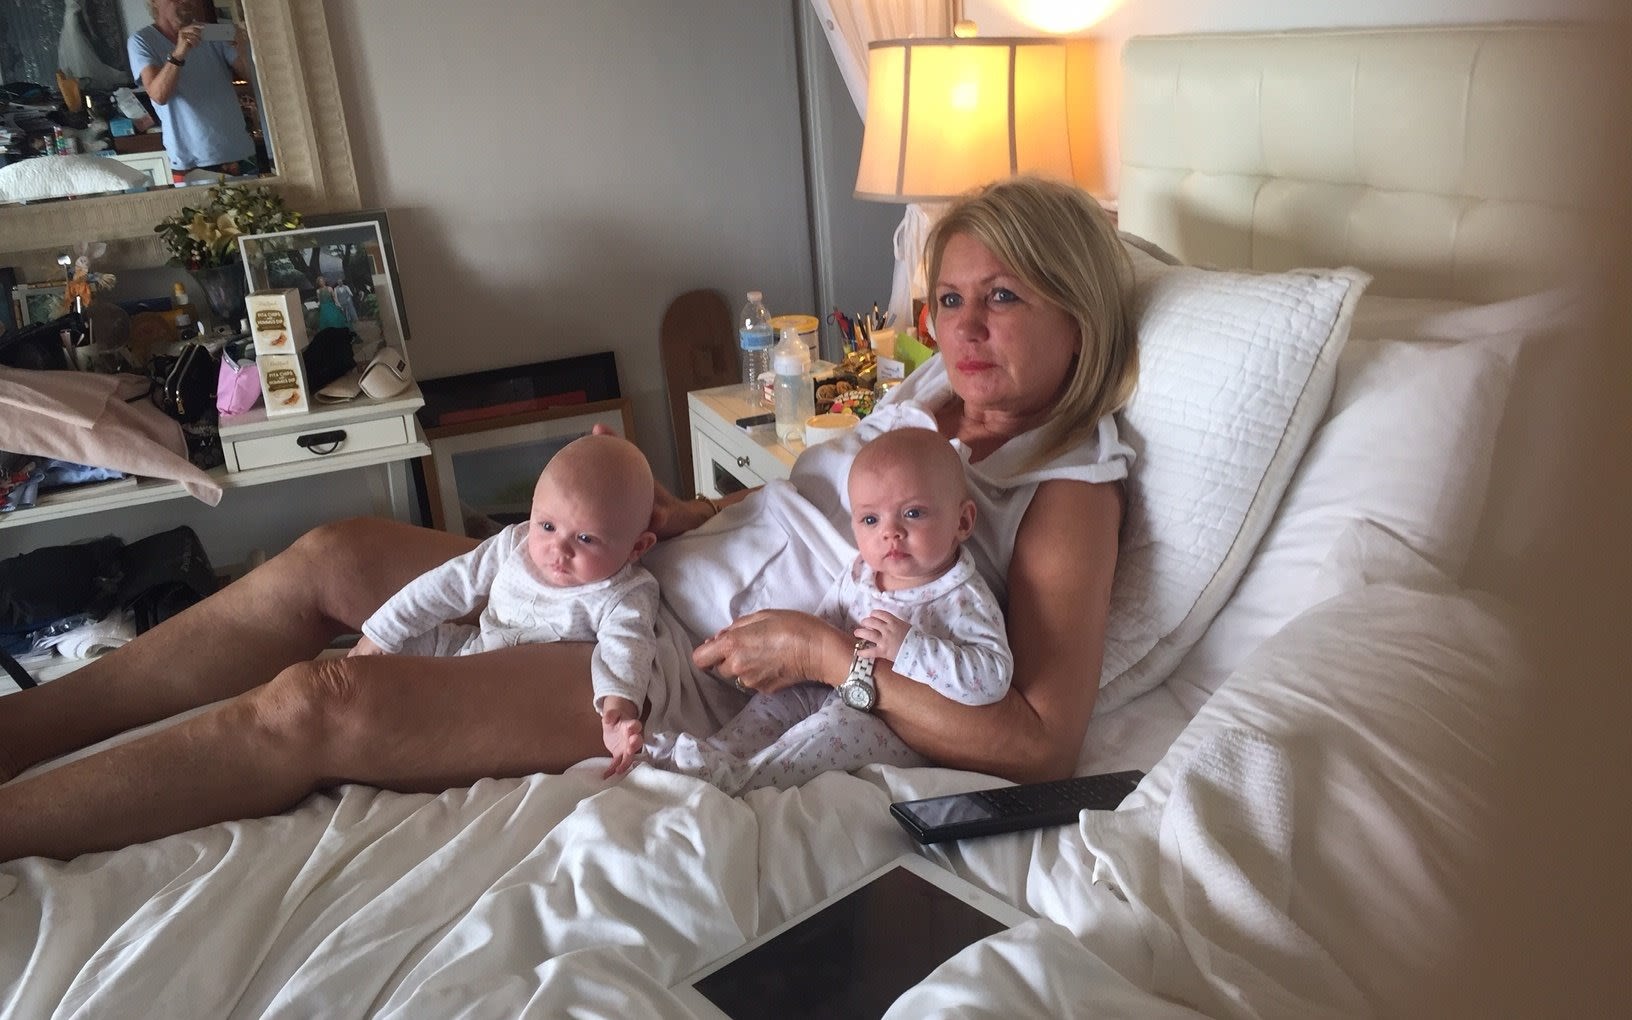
686, 384, 797, 498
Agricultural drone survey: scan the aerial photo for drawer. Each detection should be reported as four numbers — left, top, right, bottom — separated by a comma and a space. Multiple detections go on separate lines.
692, 427, 766, 497
223, 413, 413, 472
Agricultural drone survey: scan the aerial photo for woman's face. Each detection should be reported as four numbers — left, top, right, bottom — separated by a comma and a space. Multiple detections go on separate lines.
932, 233, 1080, 424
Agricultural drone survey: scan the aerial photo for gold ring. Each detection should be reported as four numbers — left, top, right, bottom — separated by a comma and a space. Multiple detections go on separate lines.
733, 677, 749, 694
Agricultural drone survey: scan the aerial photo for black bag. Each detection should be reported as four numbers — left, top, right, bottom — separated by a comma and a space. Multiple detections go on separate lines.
149, 342, 219, 423
0, 535, 126, 634
303, 327, 357, 392
0, 315, 77, 371
111, 526, 218, 633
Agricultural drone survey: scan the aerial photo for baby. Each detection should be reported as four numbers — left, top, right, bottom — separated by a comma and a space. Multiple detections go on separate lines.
350, 432, 659, 774
645, 427, 1012, 793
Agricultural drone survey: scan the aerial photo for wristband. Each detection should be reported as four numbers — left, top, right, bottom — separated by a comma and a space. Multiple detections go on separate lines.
167, 54, 185, 67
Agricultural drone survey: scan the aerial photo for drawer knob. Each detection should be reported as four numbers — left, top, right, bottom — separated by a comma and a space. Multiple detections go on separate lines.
735, 455, 751, 467
296, 429, 348, 455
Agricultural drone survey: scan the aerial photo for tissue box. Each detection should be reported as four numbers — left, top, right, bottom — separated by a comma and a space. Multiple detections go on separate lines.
246, 289, 311, 416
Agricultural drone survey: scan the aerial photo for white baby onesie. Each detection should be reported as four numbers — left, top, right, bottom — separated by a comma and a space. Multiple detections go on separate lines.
360, 522, 660, 712
643, 546, 1011, 794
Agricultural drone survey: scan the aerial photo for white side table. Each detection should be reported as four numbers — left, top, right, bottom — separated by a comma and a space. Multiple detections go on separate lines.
686, 384, 797, 497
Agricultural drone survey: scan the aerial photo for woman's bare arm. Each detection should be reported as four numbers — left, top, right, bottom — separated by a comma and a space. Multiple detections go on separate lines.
873, 479, 1121, 781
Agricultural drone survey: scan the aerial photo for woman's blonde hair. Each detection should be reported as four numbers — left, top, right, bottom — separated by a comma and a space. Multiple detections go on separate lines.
924, 175, 1138, 467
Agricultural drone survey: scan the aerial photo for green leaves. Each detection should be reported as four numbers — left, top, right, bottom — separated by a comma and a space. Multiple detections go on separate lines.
153, 184, 303, 270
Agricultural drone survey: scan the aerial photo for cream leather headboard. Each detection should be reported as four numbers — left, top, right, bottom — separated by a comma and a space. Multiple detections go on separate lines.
1117, 24, 1624, 301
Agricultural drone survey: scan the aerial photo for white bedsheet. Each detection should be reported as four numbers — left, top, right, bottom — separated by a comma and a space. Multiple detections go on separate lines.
0, 572, 1521, 1018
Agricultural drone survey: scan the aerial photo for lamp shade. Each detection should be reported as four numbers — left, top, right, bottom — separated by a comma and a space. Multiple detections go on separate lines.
855, 37, 1088, 203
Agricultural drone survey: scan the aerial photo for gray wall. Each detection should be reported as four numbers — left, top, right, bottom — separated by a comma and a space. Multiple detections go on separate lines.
325, 0, 822, 494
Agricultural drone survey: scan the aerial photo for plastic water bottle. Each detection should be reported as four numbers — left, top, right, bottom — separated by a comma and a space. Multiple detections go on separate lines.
738, 290, 774, 406
773, 325, 814, 446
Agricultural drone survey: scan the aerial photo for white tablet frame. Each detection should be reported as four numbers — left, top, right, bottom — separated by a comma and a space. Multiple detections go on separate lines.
670, 853, 1032, 1018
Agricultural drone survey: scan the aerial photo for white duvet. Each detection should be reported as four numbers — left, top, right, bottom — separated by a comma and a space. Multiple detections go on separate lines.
0, 570, 1521, 1019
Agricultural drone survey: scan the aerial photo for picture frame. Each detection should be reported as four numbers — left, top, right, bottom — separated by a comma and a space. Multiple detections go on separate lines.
10, 282, 69, 327
236, 213, 408, 361
419, 398, 634, 538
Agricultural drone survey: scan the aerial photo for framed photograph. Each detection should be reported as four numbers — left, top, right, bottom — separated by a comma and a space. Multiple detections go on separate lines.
10, 282, 69, 327
420, 398, 633, 538
236, 212, 409, 361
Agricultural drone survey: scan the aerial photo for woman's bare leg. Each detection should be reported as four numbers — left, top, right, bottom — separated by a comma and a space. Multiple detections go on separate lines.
0, 641, 605, 861
0, 517, 477, 782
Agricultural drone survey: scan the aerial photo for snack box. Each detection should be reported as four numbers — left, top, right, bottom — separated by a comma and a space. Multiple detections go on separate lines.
245, 288, 311, 416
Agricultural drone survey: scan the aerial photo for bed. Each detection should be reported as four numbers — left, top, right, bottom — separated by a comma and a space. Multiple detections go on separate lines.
1, 23, 1621, 1018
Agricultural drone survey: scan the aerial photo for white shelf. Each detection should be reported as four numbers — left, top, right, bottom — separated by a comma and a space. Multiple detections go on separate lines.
2, 386, 430, 531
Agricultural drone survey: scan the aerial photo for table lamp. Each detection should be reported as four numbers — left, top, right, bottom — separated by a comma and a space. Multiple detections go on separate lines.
854, 32, 1098, 327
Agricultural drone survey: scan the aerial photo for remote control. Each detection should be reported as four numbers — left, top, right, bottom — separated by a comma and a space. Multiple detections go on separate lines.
889, 769, 1144, 844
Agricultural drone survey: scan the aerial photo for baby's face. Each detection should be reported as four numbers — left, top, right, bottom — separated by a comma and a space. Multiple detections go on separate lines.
849, 457, 973, 590
525, 474, 644, 587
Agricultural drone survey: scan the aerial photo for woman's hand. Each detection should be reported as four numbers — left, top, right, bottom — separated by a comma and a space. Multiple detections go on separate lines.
692, 610, 852, 696
587, 422, 709, 539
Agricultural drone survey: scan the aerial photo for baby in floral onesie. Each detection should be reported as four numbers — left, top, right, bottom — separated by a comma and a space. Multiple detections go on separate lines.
645, 427, 1012, 793
350, 433, 659, 776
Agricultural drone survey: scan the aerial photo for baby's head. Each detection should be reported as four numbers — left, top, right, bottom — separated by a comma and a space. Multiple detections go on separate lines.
526, 434, 656, 587
848, 428, 976, 590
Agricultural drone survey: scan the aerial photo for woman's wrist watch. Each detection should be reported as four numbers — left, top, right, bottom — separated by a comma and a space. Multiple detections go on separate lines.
838, 640, 877, 712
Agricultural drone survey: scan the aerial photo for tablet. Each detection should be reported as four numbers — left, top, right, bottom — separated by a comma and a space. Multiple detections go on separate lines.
671, 853, 1031, 1019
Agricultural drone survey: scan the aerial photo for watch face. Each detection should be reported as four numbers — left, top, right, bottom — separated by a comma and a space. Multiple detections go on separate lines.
842, 681, 874, 711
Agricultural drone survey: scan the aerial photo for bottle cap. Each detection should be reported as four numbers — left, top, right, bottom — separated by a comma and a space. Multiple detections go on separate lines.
746, 290, 763, 302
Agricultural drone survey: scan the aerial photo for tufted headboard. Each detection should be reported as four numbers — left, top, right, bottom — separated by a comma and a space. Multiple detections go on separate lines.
1116, 24, 1625, 301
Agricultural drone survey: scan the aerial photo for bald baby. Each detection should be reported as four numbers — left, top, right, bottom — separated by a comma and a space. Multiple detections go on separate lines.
527, 434, 657, 588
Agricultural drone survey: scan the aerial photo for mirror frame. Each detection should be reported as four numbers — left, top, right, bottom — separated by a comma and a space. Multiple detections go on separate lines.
1, 0, 359, 260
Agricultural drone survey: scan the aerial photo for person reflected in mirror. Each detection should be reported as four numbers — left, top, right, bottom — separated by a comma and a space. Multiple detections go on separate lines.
127, 0, 257, 183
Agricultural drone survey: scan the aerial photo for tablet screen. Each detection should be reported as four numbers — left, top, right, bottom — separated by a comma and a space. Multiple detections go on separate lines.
691, 865, 1007, 1019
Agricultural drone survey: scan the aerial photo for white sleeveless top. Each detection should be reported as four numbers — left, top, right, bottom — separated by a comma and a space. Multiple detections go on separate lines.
640, 354, 1133, 737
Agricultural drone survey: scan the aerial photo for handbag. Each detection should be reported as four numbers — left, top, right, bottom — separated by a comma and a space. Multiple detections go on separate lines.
148, 342, 219, 423
0, 315, 78, 371
216, 351, 261, 416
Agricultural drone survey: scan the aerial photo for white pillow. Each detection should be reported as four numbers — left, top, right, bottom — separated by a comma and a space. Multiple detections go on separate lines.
1159, 288, 1581, 707
0, 154, 152, 203
1097, 247, 1369, 712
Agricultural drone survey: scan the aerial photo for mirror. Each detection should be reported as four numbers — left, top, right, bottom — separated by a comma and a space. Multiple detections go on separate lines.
0, 1, 277, 203
1, 0, 358, 260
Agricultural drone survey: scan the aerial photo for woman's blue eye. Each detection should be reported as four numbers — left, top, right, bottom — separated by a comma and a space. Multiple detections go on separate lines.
990, 287, 1018, 304
936, 291, 961, 309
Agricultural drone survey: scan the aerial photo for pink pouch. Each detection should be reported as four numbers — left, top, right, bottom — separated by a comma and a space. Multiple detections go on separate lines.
217, 353, 262, 416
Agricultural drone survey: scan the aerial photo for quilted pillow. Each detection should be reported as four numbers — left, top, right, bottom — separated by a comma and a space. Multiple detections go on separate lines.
0, 155, 152, 203
1096, 245, 1369, 712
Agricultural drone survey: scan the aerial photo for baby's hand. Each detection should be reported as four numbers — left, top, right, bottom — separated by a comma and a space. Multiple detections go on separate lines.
854, 611, 909, 661
600, 696, 644, 779
347, 635, 385, 657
